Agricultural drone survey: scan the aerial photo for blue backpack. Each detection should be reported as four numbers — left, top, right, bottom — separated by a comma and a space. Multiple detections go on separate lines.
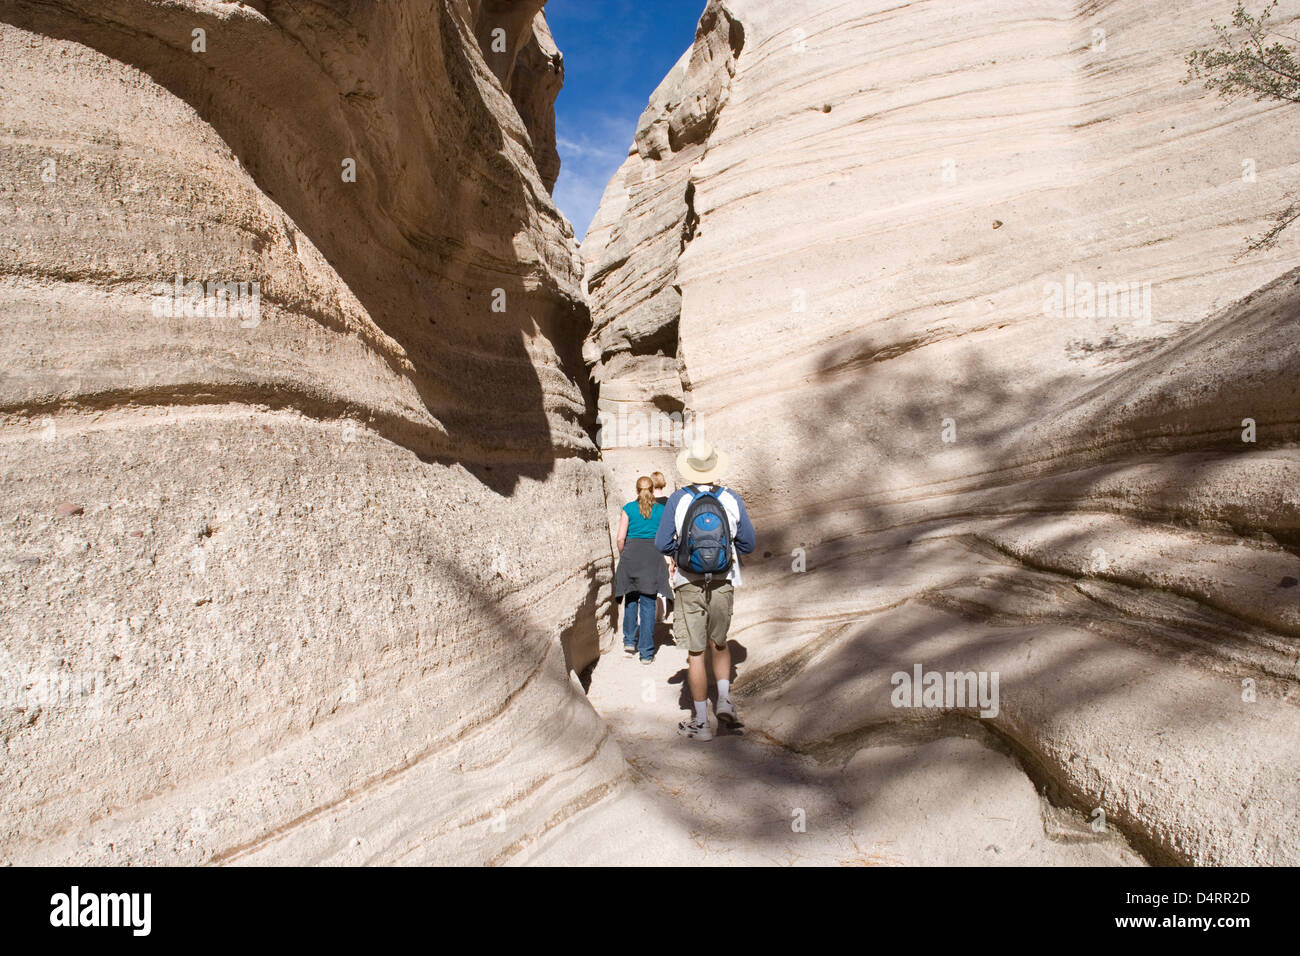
676, 486, 733, 580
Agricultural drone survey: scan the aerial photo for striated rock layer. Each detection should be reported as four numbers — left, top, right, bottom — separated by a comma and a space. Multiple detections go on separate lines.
0, 0, 620, 864
582, 0, 1300, 864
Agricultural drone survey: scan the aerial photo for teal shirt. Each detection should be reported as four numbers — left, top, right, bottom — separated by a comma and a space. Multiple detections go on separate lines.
623, 500, 664, 539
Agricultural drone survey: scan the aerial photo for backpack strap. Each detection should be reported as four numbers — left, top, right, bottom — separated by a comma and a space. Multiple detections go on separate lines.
679, 486, 700, 538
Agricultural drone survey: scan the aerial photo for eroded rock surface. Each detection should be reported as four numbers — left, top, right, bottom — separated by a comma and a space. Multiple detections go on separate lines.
4, 0, 1299, 869
0, 0, 616, 865
581, 0, 1300, 864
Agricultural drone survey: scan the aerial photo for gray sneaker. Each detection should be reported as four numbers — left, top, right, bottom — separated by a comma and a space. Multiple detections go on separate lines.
715, 697, 739, 728
677, 718, 714, 741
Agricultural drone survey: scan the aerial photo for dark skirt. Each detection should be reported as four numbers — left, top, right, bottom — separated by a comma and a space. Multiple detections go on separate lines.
614, 537, 672, 600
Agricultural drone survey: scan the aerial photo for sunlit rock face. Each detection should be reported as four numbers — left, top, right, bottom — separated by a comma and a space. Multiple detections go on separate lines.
581, 0, 1300, 864
0, 0, 619, 865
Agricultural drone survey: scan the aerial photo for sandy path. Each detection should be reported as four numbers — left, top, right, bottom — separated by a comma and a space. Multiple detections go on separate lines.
518, 631, 1144, 866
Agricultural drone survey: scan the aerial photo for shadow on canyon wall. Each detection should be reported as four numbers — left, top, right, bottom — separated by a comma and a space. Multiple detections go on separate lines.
1, 0, 595, 497
588, 271, 1300, 863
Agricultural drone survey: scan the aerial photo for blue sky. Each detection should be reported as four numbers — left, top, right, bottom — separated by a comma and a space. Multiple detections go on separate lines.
545, 0, 708, 241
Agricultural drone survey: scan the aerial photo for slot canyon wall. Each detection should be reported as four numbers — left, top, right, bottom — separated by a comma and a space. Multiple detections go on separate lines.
582, 0, 1300, 864
3, 0, 1298, 868
0, 0, 622, 864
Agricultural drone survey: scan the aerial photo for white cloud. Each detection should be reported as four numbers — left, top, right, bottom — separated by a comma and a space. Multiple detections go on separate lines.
552, 115, 637, 241
556, 136, 627, 162
554, 164, 616, 243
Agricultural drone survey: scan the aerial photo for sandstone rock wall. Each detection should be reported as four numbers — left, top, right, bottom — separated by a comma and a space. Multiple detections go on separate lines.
582, 0, 1300, 864
510, 12, 564, 193
583, 0, 744, 521
469, 1, 564, 191
0, 0, 618, 864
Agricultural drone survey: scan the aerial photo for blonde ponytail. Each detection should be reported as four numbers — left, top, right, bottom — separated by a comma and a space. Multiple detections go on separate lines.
636, 476, 654, 519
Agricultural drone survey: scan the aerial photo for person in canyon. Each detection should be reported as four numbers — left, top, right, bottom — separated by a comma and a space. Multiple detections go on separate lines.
651, 471, 672, 504
655, 441, 756, 741
614, 476, 673, 664
651, 471, 676, 624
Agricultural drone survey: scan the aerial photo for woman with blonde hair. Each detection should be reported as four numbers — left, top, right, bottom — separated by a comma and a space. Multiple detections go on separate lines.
614, 476, 672, 664
651, 471, 671, 504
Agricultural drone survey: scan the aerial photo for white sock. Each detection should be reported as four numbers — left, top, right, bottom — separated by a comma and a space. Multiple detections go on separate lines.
716, 679, 731, 703
694, 700, 708, 723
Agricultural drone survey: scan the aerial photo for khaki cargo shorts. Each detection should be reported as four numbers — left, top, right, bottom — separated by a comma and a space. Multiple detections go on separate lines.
672, 580, 734, 653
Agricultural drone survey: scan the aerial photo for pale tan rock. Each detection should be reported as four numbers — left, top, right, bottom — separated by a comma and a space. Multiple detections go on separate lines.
465, 1, 564, 191
510, 12, 565, 193
0, 0, 617, 865
581, 0, 1300, 864
6, 0, 1300, 869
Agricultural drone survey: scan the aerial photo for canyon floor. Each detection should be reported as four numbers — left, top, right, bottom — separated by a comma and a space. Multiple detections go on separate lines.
520, 631, 1145, 866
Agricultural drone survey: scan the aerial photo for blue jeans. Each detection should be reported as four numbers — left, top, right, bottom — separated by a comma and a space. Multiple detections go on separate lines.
622, 592, 657, 661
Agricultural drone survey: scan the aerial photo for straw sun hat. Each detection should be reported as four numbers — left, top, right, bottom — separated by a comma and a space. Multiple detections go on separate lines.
676, 439, 729, 484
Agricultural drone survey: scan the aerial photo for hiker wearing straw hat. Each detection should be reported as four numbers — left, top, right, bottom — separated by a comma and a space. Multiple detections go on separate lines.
654, 439, 756, 741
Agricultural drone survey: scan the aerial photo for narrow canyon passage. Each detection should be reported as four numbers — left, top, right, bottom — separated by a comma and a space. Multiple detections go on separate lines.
2, 0, 1298, 869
